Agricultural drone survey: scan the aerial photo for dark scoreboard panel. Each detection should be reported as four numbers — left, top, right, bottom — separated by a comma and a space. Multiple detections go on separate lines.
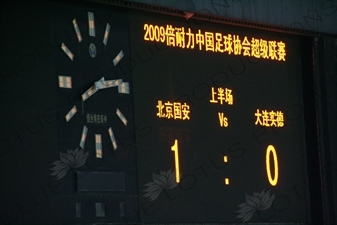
1, 0, 313, 224
130, 10, 310, 224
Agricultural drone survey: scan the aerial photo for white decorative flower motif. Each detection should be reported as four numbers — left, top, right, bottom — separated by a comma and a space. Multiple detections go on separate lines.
236, 189, 276, 222
143, 169, 179, 201
50, 147, 89, 180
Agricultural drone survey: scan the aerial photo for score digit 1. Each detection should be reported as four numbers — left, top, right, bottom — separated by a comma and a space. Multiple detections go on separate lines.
171, 139, 180, 183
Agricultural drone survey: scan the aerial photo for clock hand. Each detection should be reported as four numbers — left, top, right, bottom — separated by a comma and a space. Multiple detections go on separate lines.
82, 77, 105, 101
96, 79, 122, 89
95, 78, 129, 94
81, 85, 98, 101
97, 78, 129, 94
82, 77, 128, 101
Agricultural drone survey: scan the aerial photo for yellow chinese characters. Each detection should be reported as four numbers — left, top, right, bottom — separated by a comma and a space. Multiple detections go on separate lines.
144, 23, 286, 61
255, 109, 284, 127
156, 100, 190, 120
209, 86, 233, 128
210, 87, 233, 105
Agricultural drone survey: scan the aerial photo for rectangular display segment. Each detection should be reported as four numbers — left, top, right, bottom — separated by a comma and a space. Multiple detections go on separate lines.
77, 172, 126, 192
130, 10, 310, 223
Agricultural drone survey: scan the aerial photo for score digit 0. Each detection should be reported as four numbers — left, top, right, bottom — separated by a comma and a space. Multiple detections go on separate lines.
266, 145, 279, 186
171, 139, 180, 183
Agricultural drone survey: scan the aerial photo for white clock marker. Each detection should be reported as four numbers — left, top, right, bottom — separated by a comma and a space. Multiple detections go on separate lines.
103, 23, 110, 46
95, 134, 102, 158
118, 82, 129, 94
61, 43, 74, 61
113, 50, 124, 66
72, 19, 82, 42
108, 128, 117, 150
79, 126, 88, 148
65, 106, 77, 122
58, 76, 72, 88
88, 12, 95, 37
116, 108, 127, 126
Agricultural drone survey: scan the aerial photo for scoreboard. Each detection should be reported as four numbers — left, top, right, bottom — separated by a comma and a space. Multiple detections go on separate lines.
130, 9, 309, 223
1, 0, 318, 224
52, 2, 309, 223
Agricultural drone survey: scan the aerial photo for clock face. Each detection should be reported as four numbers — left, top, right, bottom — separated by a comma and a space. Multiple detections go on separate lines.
53, 7, 135, 166
51, 3, 138, 223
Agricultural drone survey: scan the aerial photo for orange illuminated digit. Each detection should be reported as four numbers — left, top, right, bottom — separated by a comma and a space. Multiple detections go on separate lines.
154, 25, 160, 42
266, 145, 279, 186
144, 24, 150, 41
149, 24, 154, 41
171, 139, 180, 183
159, 26, 165, 42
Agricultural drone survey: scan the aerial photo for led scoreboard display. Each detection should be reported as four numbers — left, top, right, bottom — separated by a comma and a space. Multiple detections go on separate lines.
130, 10, 310, 224
6, 0, 336, 224
48, 1, 311, 224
